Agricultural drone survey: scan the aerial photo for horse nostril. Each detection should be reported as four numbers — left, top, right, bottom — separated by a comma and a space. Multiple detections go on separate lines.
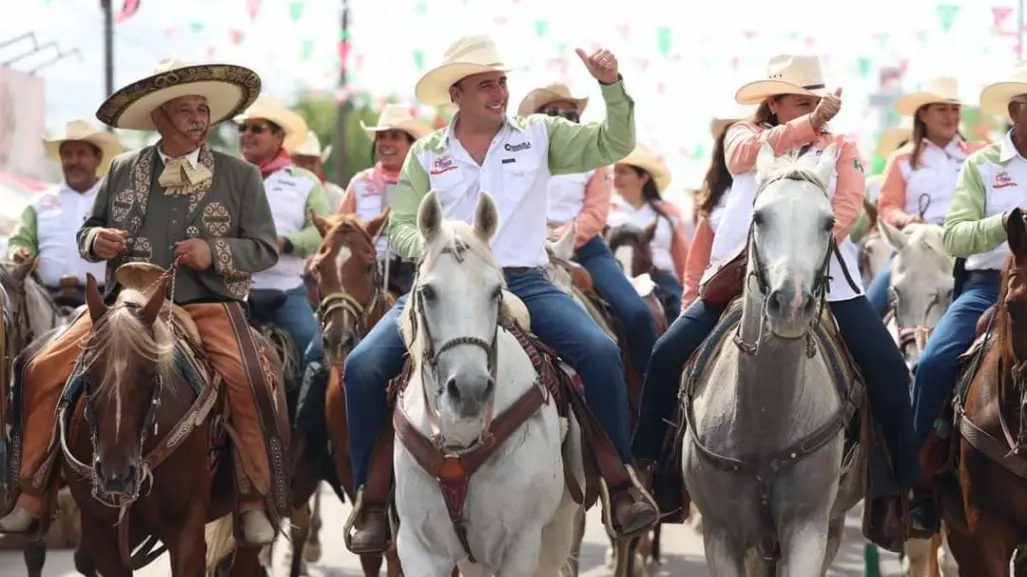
446, 377, 461, 401
484, 378, 495, 398
126, 465, 137, 482
767, 289, 785, 315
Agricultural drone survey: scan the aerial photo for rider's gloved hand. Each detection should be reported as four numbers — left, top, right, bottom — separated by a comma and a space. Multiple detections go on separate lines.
810, 87, 843, 129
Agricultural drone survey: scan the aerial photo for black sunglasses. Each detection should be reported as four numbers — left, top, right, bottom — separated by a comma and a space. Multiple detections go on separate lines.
542, 108, 580, 122
238, 124, 272, 135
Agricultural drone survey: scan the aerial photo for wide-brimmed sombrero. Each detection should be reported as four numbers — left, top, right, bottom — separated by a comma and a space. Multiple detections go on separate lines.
710, 103, 756, 139
43, 119, 124, 177
980, 60, 1027, 117
414, 34, 518, 107
616, 144, 672, 194
96, 58, 261, 131
517, 82, 589, 117
735, 54, 830, 106
360, 103, 432, 141
895, 76, 962, 117
291, 130, 332, 163
876, 117, 914, 159
233, 94, 309, 152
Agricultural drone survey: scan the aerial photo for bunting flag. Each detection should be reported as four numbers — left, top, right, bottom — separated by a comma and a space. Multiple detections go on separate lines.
413, 50, 425, 71
289, 1, 304, 21
229, 29, 245, 45
937, 4, 960, 32
656, 26, 671, 57
300, 38, 315, 61
993, 5, 1015, 34
114, 0, 141, 23
534, 19, 548, 38
189, 21, 205, 34
856, 56, 872, 77
245, 0, 262, 20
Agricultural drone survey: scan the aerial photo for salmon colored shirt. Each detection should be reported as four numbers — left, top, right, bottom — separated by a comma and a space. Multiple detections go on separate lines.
680, 116, 865, 311
549, 166, 613, 248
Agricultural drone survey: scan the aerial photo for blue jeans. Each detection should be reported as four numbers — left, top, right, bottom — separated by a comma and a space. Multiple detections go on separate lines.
865, 257, 894, 316
343, 269, 633, 486
577, 235, 657, 376
651, 269, 684, 325
249, 286, 321, 366
912, 277, 999, 446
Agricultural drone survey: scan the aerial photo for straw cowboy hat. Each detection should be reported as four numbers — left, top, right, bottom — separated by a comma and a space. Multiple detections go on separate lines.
43, 119, 124, 177
895, 76, 962, 117
617, 144, 672, 193
291, 130, 332, 163
96, 58, 260, 131
234, 94, 309, 152
876, 117, 914, 159
361, 103, 432, 141
980, 60, 1027, 117
710, 103, 756, 139
735, 54, 830, 106
414, 34, 518, 106
516, 82, 589, 117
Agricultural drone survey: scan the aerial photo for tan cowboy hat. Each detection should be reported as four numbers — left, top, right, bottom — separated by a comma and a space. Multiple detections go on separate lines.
43, 119, 124, 177
616, 144, 672, 194
735, 54, 830, 106
875, 117, 915, 159
291, 130, 332, 163
895, 77, 962, 117
710, 103, 756, 139
233, 94, 309, 152
361, 103, 432, 141
516, 82, 589, 117
980, 60, 1027, 117
414, 34, 518, 106
96, 58, 261, 131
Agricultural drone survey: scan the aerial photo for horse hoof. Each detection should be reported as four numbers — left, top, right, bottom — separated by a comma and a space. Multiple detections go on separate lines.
303, 542, 322, 563
604, 546, 614, 568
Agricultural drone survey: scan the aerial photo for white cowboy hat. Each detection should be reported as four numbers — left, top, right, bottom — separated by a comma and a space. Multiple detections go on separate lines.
895, 77, 962, 117
96, 58, 260, 131
414, 34, 518, 106
43, 119, 124, 177
290, 130, 332, 163
735, 54, 830, 106
516, 82, 589, 117
233, 94, 309, 152
361, 103, 432, 141
616, 144, 672, 194
980, 60, 1027, 117
710, 103, 756, 139
876, 117, 915, 159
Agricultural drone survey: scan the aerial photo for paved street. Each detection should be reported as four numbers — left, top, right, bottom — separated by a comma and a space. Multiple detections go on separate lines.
0, 485, 904, 576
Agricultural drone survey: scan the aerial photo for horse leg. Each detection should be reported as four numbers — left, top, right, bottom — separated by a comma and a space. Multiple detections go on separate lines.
385, 545, 404, 577
78, 516, 130, 577
819, 514, 845, 575
560, 506, 584, 576
73, 543, 98, 577
23, 539, 45, 577
535, 502, 581, 576
168, 499, 209, 577
360, 553, 384, 576
944, 516, 1017, 577
778, 521, 829, 577
702, 525, 746, 577
904, 537, 934, 577
938, 530, 959, 577
651, 522, 662, 566
305, 487, 323, 563
228, 546, 265, 577
289, 502, 311, 577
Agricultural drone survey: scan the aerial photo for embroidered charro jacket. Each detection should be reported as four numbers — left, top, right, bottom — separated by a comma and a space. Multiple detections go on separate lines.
76, 143, 279, 303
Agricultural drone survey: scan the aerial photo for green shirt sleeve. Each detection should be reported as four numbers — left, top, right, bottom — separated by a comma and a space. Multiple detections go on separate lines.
543, 79, 636, 176
849, 207, 871, 244
387, 147, 431, 261
942, 159, 1007, 258
7, 204, 38, 258
287, 171, 332, 258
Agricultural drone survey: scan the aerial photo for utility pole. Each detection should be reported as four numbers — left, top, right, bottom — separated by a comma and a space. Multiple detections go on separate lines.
1019, 0, 1025, 60
333, 0, 350, 185
101, 0, 114, 132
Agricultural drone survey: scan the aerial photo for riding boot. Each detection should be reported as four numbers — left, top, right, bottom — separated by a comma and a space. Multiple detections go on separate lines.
909, 489, 939, 534
345, 423, 394, 555
601, 464, 660, 539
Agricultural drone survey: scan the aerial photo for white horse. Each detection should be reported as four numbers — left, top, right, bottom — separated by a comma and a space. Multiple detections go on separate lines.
685, 143, 863, 576
393, 190, 584, 576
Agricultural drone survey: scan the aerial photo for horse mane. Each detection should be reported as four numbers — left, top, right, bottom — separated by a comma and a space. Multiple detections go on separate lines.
400, 220, 502, 357
83, 288, 176, 404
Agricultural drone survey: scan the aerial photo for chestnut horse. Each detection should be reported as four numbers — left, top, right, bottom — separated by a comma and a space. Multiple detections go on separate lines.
938, 207, 1027, 575
57, 266, 263, 576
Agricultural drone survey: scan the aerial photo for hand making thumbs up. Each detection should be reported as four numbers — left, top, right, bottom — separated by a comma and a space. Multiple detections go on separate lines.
811, 87, 843, 129
575, 47, 620, 85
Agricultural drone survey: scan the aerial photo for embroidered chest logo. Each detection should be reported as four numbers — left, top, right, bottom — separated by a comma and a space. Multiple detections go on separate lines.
504, 142, 531, 152
431, 156, 457, 176
994, 171, 1018, 189
39, 196, 60, 211
202, 202, 232, 237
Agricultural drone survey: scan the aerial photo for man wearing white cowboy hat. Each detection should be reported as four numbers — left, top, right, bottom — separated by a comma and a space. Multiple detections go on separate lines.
338, 102, 430, 295
7, 120, 123, 296
339, 33, 658, 554
290, 130, 345, 211
235, 95, 332, 374
0, 58, 286, 545
907, 60, 1027, 532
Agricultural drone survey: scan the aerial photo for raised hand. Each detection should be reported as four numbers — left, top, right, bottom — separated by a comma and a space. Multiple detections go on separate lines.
575, 47, 620, 85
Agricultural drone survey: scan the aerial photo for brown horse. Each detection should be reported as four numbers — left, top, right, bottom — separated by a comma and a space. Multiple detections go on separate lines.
935, 207, 1027, 575
58, 268, 262, 577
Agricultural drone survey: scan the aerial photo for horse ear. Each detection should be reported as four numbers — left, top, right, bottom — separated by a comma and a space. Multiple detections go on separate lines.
814, 143, 840, 186
473, 191, 499, 242
85, 273, 108, 323
754, 142, 776, 184
139, 278, 167, 326
311, 210, 331, 237
878, 218, 906, 252
417, 190, 443, 245
642, 219, 658, 244
548, 221, 576, 261
367, 207, 391, 239
1008, 207, 1027, 257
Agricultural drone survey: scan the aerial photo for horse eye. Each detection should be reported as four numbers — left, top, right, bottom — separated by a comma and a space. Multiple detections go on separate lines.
419, 284, 436, 300
824, 217, 836, 232
491, 286, 502, 301
753, 211, 765, 226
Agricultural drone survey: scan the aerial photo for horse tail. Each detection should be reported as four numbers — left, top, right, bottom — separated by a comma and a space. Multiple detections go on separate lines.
204, 514, 236, 574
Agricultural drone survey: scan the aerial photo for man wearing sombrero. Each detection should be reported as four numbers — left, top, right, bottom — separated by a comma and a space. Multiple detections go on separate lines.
0, 58, 286, 545
339, 34, 658, 554
7, 119, 123, 295
908, 60, 1027, 531
290, 130, 345, 211
235, 95, 332, 374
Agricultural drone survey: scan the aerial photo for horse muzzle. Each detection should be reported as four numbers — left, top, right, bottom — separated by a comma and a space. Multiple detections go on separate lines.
95, 460, 141, 496
766, 286, 816, 339
442, 370, 495, 419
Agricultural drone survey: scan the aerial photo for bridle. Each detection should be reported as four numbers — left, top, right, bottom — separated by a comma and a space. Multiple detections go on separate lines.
405, 237, 501, 454
315, 226, 387, 360
892, 289, 943, 358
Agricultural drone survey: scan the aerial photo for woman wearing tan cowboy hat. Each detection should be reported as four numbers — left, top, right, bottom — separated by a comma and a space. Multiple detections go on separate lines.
336, 103, 430, 296
632, 54, 923, 532
290, 130, 345, 211
520, 82, 659, 383
609, 144, 689, 323
7, 120, 123, 293
866, 78, 986, 317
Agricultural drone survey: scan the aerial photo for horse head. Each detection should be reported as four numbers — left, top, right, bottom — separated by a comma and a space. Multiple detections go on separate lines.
1002, 208, 1027, 363
750, 142, 838, 339
80, 273, 173, 496
402, 190, 503, 448
605, 222, 656, 278
878, 220, 954, 363
309, 209, 389, 365
0, 258, 62, 347
544, 221, 577, 292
